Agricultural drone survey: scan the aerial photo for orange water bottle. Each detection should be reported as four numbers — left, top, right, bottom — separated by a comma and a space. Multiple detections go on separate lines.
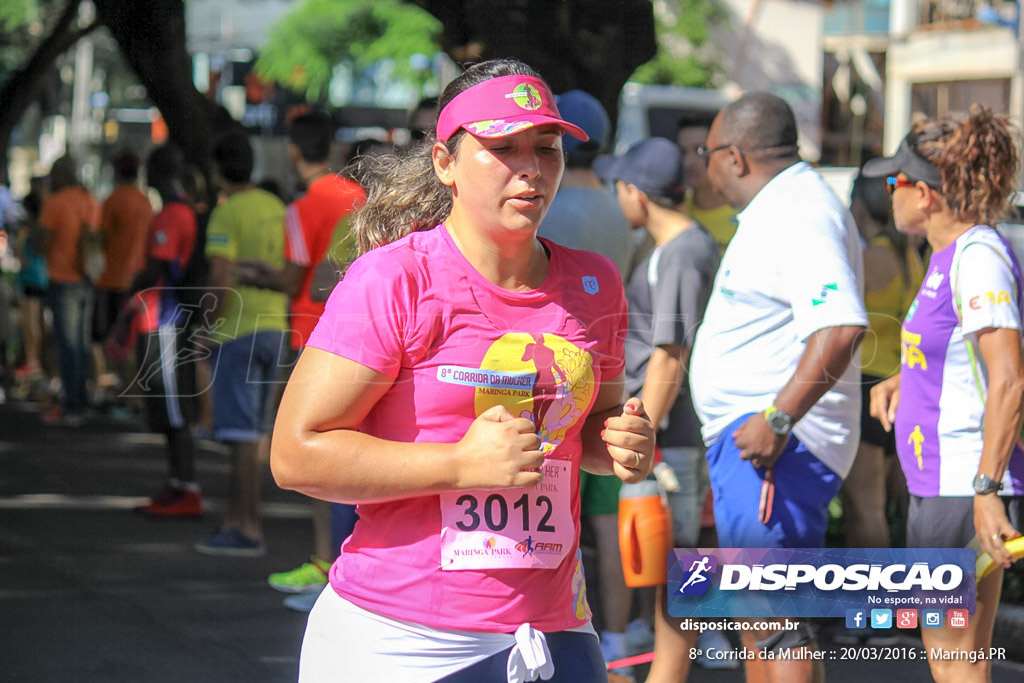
618, 478, 673, 587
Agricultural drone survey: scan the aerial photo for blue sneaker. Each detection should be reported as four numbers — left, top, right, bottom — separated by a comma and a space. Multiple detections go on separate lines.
194, 528, 265, 557
283, 589, 323, 613
624, 618, 654, 656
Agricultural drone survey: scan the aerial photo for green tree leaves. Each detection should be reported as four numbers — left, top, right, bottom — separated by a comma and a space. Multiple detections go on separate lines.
630, 0, 728, 88
255, 0, 441, 102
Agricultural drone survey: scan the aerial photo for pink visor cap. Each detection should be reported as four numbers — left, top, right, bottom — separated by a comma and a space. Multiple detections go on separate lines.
436, 75, 589, 143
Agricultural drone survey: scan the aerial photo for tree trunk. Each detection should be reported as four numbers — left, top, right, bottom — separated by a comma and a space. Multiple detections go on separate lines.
92, 0, 238, 197
410, 0, 657, 130
0, 0, 97, 185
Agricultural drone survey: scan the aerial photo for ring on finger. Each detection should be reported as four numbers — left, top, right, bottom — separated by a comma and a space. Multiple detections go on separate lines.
632, 451, 642, 468
992, 533, 1003, 543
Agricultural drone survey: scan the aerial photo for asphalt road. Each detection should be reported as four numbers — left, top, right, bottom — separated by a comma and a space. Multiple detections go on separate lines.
2, 398, 1024, 682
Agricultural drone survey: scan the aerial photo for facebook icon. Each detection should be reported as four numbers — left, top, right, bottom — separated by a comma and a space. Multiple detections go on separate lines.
845, 609, 866, 630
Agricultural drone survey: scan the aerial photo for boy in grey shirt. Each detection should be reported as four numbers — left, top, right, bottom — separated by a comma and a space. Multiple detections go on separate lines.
595, 137, 721, 683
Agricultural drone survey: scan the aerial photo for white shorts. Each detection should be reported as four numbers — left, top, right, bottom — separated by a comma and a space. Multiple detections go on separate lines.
299, 587, 597, 682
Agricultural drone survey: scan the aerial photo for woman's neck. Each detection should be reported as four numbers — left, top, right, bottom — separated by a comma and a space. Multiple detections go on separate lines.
926, 214, 976, 253
445, 213, 548, 291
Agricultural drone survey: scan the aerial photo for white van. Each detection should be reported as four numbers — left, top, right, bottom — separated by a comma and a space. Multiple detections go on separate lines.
614, 84, 862, 205
614, 82, 734, 154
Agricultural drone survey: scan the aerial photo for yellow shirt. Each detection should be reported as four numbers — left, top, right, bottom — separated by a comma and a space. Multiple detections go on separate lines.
862, 235, 924, 377
685, 192, 738, 250
205, 188, 288, 341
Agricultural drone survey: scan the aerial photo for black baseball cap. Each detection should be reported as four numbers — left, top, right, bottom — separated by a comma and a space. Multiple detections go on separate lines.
862, 134, 942, 187
593, 137, 684, 200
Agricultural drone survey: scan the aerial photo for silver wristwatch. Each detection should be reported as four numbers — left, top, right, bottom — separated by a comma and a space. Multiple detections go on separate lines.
973, 473, 1003, 495
763, 405, 793, 437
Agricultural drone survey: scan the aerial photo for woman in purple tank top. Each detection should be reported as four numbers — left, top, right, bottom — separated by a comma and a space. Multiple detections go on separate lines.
862, 105, 1023, 683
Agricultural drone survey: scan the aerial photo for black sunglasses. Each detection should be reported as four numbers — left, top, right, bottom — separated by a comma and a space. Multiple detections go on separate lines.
696, 144, 733, 166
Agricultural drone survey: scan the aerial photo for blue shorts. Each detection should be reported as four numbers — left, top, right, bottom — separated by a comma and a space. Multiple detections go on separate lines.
706, 413, 841, 548
210, 331, 289, 442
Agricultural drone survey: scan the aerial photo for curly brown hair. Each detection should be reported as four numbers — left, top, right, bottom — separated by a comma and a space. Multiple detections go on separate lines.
352, 58, 543, 255
908, 104, 1020, 226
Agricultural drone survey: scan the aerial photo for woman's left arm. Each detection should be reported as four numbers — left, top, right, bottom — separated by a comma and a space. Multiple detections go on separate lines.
975, 326, 1024, 567
579, 372, 655, 483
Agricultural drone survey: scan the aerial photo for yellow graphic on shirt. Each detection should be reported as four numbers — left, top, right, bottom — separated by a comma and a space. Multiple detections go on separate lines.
475, 333, 594, 453
908, 425, 925, 470
968, 290, 1012, 310
901, 329, 928, 370
571, 550, 591, 621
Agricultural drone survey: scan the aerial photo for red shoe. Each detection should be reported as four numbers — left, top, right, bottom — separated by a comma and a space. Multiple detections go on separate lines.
138, 488, 204, 518
43, 405, 86, 427
139, 485, 179, 509
14, 362, 42, 381
40, 405, 63, 423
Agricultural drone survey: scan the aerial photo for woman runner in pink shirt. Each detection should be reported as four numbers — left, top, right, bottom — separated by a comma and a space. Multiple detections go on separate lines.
271, 59, 655, 683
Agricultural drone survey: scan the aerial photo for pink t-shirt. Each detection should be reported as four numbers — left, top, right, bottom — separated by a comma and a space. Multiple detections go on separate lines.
307, 224, 627, 633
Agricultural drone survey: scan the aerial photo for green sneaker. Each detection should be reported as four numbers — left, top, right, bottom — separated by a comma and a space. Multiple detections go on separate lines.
267, 556, 330, 593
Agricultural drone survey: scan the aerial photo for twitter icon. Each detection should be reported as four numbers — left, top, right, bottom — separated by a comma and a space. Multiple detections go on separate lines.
871, 609, 893, 629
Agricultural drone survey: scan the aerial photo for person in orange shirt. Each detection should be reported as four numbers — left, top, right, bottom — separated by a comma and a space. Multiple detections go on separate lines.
41, 155, 101, 425
236, 110, 365, 607
93, 151, 153, 402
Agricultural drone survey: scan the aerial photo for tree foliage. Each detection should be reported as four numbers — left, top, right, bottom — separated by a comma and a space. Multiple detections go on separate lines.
0, 0, 39, 31
409, 0, 656, 129
0, 0, 61, 88
0, 0, 99, 184
255, 0, 442, 102
630, 0, 729, 88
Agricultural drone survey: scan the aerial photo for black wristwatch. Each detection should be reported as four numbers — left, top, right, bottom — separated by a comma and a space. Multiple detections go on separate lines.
973, 473, 1004, 495
763, 405, 793, 437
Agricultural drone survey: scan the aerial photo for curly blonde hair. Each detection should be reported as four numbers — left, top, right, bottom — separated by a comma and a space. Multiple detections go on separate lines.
909, 104, 1020, 226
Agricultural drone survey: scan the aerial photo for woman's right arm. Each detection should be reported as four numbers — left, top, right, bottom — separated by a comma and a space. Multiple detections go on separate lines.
270, 347, 546, 504
869, 373, 900, 432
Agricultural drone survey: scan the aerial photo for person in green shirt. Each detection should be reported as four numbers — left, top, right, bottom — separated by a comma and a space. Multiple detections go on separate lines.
194, 130, 289, 557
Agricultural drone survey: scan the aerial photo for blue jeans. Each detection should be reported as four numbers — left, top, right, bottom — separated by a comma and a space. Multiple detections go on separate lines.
48, 281, 94, 413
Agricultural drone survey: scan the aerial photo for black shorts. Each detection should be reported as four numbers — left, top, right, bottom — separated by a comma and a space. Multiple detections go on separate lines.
93, 288, 130, 343
906, 495, 1023, 548
21, 285, 47, 299
861, 374, 896, 454
133, 327, 196, 432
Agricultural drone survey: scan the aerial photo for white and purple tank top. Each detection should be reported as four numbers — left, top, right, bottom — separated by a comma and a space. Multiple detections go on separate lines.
895, 226, 1024, 497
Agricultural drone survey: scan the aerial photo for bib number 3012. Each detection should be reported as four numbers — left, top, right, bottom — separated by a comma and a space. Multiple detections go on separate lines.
453, 493, 555, 533
439, 459, 573, 570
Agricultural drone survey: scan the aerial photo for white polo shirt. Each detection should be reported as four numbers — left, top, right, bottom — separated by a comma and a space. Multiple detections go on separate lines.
689, 162, 867, 478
